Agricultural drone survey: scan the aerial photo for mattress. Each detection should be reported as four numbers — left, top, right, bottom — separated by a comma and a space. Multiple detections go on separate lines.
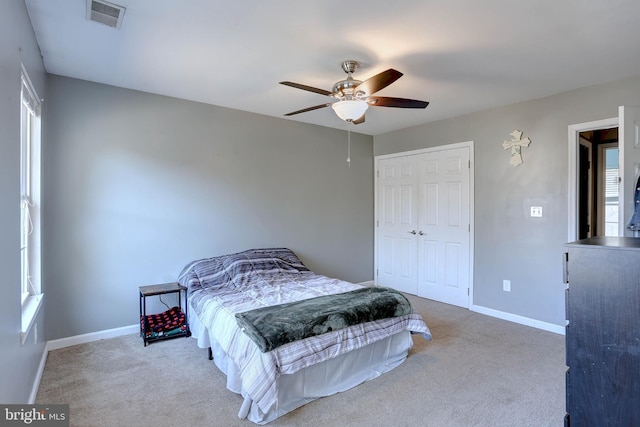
179, 248, 432, 424
189, 305, 414, 424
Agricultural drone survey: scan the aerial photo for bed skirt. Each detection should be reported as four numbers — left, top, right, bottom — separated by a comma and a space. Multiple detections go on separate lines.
188, 307, 414, 424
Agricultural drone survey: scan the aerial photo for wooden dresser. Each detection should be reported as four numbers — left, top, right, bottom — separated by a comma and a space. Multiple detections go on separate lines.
564, 236, 640, 426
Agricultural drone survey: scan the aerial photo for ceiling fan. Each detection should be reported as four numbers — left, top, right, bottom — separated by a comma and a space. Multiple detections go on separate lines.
280, 60, 429, 124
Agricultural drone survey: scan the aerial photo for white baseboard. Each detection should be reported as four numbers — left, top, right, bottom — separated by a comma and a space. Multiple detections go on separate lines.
357, 280, 375, 287
470, 304, 565, 335
30, 324, 138, 404
359, 282, 564, 334
46, 324, 139, 352
29, 345, 49, 404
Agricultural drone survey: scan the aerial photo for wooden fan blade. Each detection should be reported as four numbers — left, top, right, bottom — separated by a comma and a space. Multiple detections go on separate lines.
284, 103, 332, 116
353, 69, 403, 95
352, 114, 365, 125
367, 96, 429, 109
280, 81, 334, 97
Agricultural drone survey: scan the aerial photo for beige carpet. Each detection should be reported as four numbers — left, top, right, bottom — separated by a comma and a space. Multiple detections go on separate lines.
36, 295, 566, 427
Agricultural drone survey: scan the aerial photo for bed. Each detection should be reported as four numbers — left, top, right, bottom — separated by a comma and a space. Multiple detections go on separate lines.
178, 248, 432, 424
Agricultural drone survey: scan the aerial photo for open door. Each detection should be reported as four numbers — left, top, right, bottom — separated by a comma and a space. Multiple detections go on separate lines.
619, 106, 640, 236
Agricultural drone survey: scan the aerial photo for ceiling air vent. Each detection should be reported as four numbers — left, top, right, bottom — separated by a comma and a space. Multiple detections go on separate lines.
86, 0, 126, 29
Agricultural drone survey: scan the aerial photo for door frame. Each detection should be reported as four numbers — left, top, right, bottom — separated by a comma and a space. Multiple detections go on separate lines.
578, 138, 593, 238
374, 140, 475, 308
568, 117, 619, 242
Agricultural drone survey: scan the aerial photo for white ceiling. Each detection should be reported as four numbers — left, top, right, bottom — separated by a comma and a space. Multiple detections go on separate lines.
24, 0, 640, 136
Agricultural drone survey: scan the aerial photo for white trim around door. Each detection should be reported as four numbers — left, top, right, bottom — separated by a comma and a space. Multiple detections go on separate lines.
568, 117, 618, 242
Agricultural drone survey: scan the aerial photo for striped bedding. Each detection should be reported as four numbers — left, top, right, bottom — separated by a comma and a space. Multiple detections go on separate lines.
178, 248, 432, 417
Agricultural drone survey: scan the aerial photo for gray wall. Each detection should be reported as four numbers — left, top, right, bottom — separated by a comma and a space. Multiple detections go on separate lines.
8, 4, 640, 403
43, 75, 374, 340
0, 0, 47, 403
374, 74, 640, 327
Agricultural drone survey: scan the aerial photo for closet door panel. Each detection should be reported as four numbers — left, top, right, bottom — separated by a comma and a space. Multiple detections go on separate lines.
376, 156, 418, 294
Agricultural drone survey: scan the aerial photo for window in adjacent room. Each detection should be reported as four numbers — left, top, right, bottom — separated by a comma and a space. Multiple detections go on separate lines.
20, 66, 43, 344
599, 143, 619, 237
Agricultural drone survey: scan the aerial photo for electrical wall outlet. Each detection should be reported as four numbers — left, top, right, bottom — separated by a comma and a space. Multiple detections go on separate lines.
503, 280, 511, 292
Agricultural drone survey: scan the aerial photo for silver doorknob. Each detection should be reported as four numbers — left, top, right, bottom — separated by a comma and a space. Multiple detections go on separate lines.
409, 230, 417, 235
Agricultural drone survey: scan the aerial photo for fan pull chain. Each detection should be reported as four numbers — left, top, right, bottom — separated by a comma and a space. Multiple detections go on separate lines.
347, 121, 352, 166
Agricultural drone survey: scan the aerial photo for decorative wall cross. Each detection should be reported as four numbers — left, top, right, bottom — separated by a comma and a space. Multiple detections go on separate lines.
502, 130, 531, 166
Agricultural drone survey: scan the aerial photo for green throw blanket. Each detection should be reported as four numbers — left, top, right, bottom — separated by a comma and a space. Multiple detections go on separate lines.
235, 286, 412, 352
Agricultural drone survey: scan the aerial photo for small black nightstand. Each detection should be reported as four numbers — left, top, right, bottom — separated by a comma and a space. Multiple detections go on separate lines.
139, 282, 190, 346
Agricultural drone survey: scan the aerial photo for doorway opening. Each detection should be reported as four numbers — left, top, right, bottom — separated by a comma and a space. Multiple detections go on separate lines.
568, 116, 619, 242
577, 128, 619, 239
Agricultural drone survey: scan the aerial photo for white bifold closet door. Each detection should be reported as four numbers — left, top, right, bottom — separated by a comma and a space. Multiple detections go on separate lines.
376, 144, 471, 308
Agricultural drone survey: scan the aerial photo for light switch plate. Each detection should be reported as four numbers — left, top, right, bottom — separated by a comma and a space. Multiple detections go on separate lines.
530, 206, 543, 217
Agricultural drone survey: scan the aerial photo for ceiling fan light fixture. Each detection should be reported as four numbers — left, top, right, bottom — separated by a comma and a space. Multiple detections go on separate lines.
331, 100, 369, 122
281, 61, 428, 124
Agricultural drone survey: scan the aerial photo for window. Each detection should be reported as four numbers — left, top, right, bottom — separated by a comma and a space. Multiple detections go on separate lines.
20, 67, 43, 344
598, 144, 619, 237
